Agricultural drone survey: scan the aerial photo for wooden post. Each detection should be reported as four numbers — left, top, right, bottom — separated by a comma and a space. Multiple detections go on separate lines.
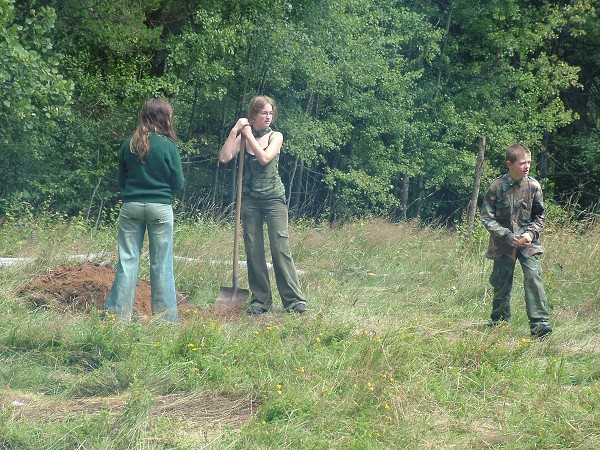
467, 136, 486, 238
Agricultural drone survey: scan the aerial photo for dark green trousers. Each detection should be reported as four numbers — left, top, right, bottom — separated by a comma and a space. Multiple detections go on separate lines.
489, 253, 551, 331
241, 196, 306, 311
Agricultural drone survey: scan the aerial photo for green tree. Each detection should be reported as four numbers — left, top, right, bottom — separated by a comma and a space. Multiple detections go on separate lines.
1, 0, 595, 224
548, 0, 600, 211
0, 0, 73, 217
405, 0, 580, 220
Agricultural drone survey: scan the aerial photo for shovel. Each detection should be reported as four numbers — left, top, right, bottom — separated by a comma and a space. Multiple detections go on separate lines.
215, 136, 250, 311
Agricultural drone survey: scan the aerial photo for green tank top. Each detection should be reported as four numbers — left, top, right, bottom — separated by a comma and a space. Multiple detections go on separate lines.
243, 152, 285, 199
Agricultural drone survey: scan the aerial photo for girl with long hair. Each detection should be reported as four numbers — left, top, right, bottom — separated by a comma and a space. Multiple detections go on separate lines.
104, 98, 185, 322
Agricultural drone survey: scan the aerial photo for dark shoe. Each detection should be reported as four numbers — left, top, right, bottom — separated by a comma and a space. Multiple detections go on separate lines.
247, 304, 268, 315
289, 303, 307, 314
531, 324, 552, 339
487, 319, 508, 328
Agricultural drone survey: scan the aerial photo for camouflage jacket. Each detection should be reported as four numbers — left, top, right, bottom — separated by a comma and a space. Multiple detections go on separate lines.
480, 173, 545, 262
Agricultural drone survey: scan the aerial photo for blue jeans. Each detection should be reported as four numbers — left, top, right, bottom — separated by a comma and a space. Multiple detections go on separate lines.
104, 202, 178, 322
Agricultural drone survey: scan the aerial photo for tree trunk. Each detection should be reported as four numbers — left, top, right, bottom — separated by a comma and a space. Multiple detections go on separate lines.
415, 175, 424, 218
304, 162, 319, 217
433, 7, 453, 104
214, 107, 229, 214
538, 132, 549, 188
401, 174, 410, 220
287, 92, 314, 216
290, 158, 305, 218
181, 158, 190, 212
467, 136, 486, 238
212, 160, 220, 218
287, 155, 300, 207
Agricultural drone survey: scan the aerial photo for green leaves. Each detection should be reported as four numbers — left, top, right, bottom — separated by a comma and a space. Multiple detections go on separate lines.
0, 0, 72, 124
1, 0, 597, 222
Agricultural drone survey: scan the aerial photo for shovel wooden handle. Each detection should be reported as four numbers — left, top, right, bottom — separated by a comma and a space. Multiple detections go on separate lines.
232, 135, 245, 289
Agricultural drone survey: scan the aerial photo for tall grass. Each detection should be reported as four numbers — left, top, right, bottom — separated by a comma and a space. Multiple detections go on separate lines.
0, 216, 598, 449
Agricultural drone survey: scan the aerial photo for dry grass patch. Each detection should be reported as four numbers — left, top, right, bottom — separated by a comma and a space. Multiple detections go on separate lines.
2, 388, 259, 435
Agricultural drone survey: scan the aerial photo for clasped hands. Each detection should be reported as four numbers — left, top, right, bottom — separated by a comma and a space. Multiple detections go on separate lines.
512, 231, 533, 248
235, 118, 252, 137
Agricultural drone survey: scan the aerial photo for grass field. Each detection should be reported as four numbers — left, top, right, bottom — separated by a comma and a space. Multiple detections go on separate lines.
0, 214, 598, 449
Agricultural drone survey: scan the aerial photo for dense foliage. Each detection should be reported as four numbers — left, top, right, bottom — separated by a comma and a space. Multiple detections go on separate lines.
2, 0, 599, 223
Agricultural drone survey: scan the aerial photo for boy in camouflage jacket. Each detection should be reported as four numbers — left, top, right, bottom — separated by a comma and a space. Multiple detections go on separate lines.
481, 143, 552, 338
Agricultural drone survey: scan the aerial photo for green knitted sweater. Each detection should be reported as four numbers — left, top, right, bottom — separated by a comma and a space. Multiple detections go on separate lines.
118, 132, 185, 204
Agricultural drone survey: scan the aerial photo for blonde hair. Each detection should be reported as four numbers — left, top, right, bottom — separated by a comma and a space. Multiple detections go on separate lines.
248, 96, 277, 126
506, 143, 531, 163
130, 98, 177, 162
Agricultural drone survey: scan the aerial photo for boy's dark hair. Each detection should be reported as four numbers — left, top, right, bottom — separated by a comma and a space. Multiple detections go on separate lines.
506, 143, 531, 163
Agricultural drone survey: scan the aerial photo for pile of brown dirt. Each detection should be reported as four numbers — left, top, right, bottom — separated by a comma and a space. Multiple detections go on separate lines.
16, 262, 191, 318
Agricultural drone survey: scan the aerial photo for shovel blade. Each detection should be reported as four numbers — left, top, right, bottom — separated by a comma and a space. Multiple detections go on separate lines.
215, 287, 249, 311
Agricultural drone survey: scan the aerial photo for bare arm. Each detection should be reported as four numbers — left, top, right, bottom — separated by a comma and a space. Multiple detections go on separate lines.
219, 119, 249, 164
